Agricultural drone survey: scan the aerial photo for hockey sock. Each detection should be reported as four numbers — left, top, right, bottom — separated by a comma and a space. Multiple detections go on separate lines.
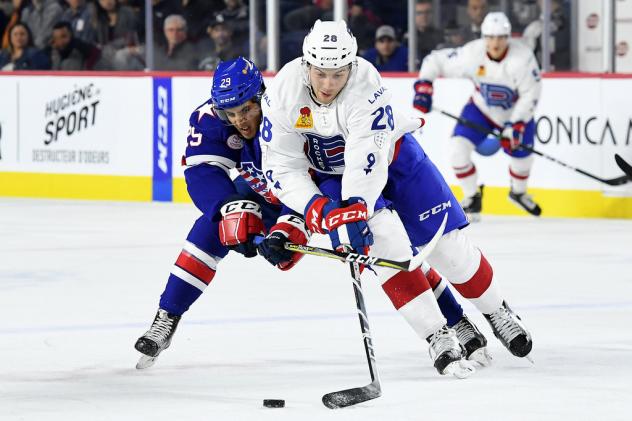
425, 267, 463, 327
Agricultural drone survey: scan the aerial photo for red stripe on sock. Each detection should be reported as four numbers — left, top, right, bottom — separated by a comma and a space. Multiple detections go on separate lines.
425, 267, 442, 289
455, 165, 476, 179
451, 254, 493, 299
509, 168, 529, 180
382, 269, 431, 310
175, 250, 216, 284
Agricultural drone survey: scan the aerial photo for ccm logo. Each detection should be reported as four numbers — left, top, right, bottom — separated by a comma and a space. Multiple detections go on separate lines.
327, 210, 367, 227
418, 201, 451, 221
156, 86, 169, 174
223, 201, 259, 213
346, 254, 378, 265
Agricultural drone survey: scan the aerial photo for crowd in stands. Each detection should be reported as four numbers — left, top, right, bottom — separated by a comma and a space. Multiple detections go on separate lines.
0, 0, 570, 72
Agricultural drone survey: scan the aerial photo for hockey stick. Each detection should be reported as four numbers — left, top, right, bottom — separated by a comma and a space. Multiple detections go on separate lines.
284, 213, 448, 272
436, 108, 631, 186
615, 154, 632, 179
321, 255, 381, 409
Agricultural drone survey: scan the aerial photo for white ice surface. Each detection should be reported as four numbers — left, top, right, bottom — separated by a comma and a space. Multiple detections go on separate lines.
1, 199, 631, 421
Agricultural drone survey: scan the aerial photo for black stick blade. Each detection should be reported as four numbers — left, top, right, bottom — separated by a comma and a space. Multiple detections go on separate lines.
615, 154, 632, 179
322, 382, 381, 409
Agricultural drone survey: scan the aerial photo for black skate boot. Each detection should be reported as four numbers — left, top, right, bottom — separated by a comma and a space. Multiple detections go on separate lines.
461, 185, 483, 222
484, 301, 533, 359
135, 309, 181, 369
508, 190, 541, 216
452, 314, 492, 366
426, 325, 475, 379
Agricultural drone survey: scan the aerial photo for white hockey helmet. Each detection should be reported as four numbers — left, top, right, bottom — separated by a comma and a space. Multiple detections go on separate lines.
302, 20, 358, 69
481, 12, 511, 37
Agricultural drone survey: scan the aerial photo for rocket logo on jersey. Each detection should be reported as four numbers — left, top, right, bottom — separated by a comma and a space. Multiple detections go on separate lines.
295, 106, 314, 129
303, 133, 345, 172
479, 83, 517, 110
238, 161, 280, 204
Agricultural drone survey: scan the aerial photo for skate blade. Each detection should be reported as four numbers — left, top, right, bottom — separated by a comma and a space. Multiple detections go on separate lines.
443, 360, 476, 379
465, 212, 481, 223
525, 353, 535, 364
468, 347, 492, 367
136, 355, 157, 370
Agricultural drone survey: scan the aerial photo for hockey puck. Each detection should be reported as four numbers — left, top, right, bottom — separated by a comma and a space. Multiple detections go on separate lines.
263, 399, 285, 408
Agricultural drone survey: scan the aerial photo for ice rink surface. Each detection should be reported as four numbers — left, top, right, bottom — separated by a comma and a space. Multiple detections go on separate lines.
1, 198, 631, 421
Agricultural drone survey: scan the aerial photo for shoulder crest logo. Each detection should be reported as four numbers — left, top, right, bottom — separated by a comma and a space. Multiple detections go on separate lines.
294, 106, 314, 129
227, 134, 244, 150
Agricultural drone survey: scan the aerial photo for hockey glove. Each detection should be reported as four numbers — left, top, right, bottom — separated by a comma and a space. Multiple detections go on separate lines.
305, 195, 373, 253
218, 197, 265, 258
413, 80, 434, 113
500, 121, 525, 152
257, 215, 310, 271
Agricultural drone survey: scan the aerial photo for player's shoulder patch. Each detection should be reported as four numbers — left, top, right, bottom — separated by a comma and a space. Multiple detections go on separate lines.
294, 106, 314, 129
226, 134, 244, 150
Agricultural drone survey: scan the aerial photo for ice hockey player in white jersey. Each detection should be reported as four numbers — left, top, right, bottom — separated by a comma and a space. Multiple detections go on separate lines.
259, 20, 533, 376
414, 12, 542, 220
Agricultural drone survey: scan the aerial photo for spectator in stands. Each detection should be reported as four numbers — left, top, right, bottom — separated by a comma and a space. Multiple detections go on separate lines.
214, 0, 248, 45
61, 0, 96, 44
404, 0, 443, 64
2, 0, 27, 49
45, 21, 100, 70
153, 14, 197, 70
151, 0, 183, 45
20, 0, 63, 49
362, 25, 408, 72
91, 0, 139, 69
460, 0, 487, 42
522, 0, 570, 70
198, 17, 245, 70
0, 22, 50, 70
283, 0, 332, 32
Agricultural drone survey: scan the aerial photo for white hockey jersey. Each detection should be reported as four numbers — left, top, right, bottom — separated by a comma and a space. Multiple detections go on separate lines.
419, 38, 541, 126
260, 57, 421, 215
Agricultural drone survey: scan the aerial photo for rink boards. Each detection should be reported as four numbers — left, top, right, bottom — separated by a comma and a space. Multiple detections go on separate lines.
0, 72, 631, 218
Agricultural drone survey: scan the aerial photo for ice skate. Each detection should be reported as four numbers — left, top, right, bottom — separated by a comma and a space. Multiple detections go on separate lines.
135, 309, 181, 369
508, 190, 541, 216
484, 301, 533, 359
452, 314, 492, 367
427, 326, 476, 379
461, 185, 483, 223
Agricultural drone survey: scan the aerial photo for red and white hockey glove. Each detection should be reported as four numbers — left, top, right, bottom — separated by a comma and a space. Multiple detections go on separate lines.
218, 198, 265, 258
413, 80, 433, 113
257, 214, 310, 271
500, 121, 525, 152
304, 195, 373, 254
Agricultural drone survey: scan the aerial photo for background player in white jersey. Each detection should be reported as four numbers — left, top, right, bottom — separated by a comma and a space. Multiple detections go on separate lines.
259, 20, 533, 376
414, 12, 542, 220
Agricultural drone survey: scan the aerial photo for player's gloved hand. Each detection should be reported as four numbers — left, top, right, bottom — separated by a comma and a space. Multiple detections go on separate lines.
218, 197, 265, 258
500, 121, 525, 152
257, 215, 310, 271
305, 195, 373, 253
413, 80, 433, 113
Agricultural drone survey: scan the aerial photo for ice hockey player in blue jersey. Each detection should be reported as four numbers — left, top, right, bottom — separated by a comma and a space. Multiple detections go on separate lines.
133, 58, 311, 369
134, 57, 489, 372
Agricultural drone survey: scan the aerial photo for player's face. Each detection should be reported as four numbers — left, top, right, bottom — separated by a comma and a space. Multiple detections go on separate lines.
485, 35, 508, 59
308, 65, 351, 105
224, 100, 262, 140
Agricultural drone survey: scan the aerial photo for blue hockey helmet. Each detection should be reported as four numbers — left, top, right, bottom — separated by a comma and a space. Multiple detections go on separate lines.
211, 57, 264, 121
